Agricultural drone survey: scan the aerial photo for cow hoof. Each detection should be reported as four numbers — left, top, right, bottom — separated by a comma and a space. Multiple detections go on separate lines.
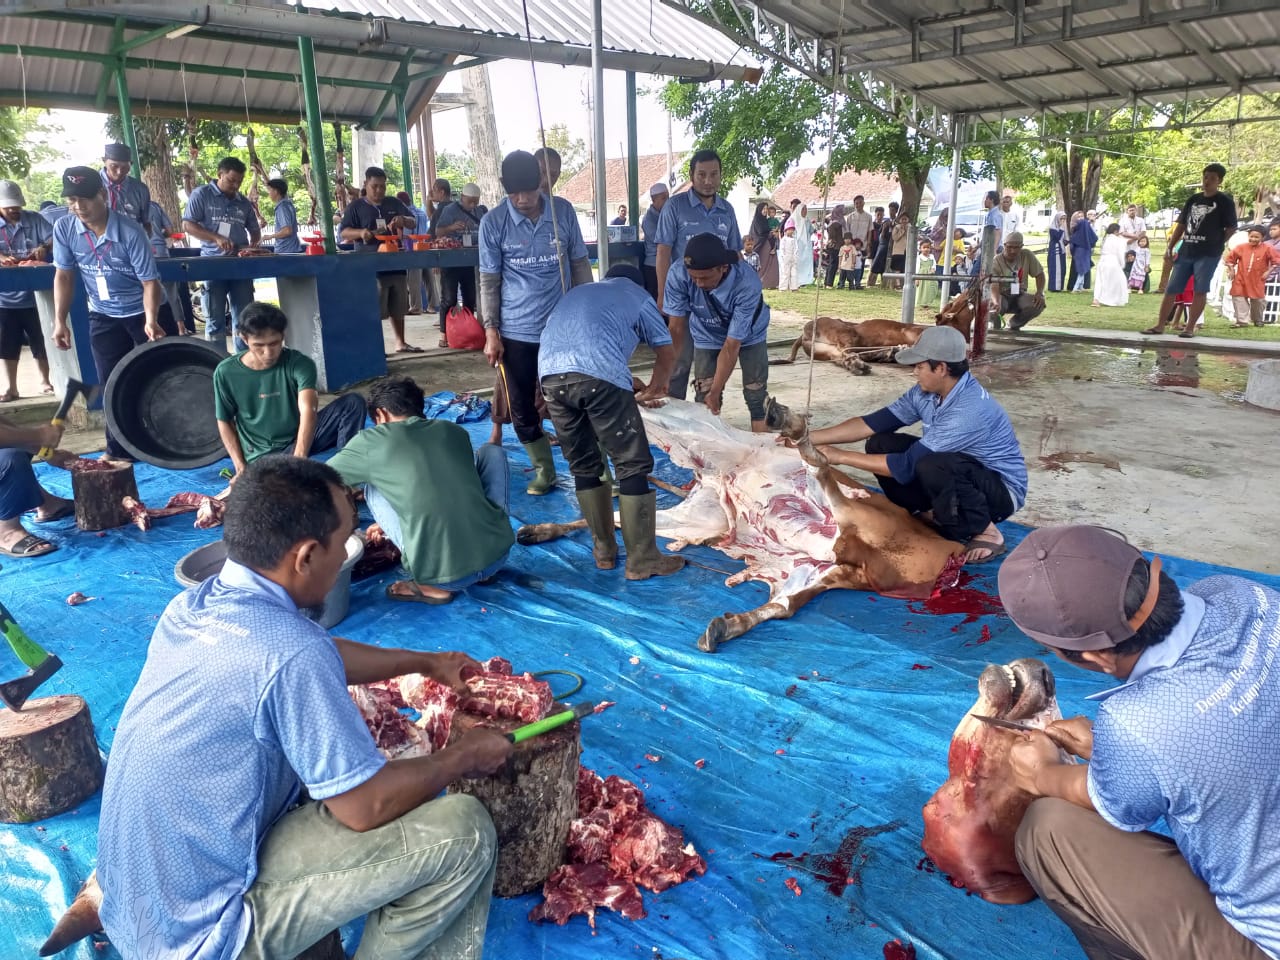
764, 397, 806, 439
697, 616, 727, 653
516, 523, 557, 546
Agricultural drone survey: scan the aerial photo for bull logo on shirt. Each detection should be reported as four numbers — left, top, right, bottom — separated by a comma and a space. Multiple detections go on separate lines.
1186, 202, 1214, 234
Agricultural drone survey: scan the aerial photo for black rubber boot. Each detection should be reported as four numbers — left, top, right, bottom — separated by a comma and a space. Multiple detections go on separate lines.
521, 436, 556, 495
618, 491, 685, 581
576, 484, 618, 569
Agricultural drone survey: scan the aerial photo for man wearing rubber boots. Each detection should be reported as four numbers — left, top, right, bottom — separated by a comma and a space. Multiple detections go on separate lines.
538, 264, 684, 580
479, 150, 591, 495
999, 525, 1280, 960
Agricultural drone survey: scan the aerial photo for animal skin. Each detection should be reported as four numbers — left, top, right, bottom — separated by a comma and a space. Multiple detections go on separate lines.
921, 657, 1072, 904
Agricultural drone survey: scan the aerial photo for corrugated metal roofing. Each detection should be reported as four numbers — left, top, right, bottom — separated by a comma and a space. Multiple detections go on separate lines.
0, 0, 759, 130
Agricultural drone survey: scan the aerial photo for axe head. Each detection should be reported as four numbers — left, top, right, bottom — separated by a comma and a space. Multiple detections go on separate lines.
53, 379, 102, 423
0, 654, 63, 712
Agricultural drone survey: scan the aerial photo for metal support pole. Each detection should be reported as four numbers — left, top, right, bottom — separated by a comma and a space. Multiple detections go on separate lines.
590, 0, 609, 273
417, 118, 434, 201
900, 223, 917, 323
298, 36, 336, 253
395, 90, 414, 202
625, 71, 640, 228
114, 62, 140, 180
941, 122, 963, 306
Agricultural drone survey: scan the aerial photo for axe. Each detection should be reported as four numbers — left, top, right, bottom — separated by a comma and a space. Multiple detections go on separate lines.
0, 599, 62, 712
35, 378, 101, 462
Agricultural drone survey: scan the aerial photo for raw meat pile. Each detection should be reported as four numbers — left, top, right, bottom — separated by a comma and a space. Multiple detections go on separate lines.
352, 523, 402, 580
348, 656, 554, 759
120, 492, 226, 531
66, 458, 118, 474
529, 766, 706, 929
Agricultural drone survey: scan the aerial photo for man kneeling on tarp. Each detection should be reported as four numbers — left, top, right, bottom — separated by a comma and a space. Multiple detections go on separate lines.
328, 376, 515, 604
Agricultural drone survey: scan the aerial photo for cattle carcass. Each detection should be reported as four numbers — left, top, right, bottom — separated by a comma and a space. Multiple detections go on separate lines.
517, 399, 965, 652
921, 658, 1071, 904
781, 299, 977, 376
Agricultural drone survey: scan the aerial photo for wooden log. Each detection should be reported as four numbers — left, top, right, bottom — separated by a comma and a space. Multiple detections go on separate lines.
70, 460, 139, 532
446, 714, 581, 897
0, 694, 103, 823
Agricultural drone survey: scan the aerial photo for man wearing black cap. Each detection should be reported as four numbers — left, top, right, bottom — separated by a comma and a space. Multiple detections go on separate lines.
662, 232, 770, 431
803, 325, 1026, 563
52, 166, 177, 459
998, 525, 1279, 960
100, 142, 151, 233
536, 263, 683, 579
478, 149, 591, 495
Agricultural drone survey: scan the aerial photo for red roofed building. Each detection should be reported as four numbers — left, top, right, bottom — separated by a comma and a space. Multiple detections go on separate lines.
555, 153, 687, 210
769, 167, 934, 214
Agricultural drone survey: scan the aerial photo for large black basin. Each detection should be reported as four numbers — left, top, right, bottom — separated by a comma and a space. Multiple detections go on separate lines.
104, 337, 227, 469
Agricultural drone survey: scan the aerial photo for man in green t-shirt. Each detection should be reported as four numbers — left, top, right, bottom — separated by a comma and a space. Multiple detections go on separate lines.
988, 232, 1046, 331
213, 302, 366, 476
328, 377, 515, 604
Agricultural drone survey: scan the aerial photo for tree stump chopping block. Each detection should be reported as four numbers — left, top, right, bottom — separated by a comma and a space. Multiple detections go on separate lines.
0, 694, 103, 823
70, 459, 139, 531
446, 714, 581, 897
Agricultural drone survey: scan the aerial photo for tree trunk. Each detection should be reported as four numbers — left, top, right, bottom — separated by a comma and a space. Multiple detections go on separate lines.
897, 166, 930, 222
71, 460, 139, 531
0, 694, 104, 823
1054, 149, 1104, 215
137, 119, 182, 228
462, 64, 503, 204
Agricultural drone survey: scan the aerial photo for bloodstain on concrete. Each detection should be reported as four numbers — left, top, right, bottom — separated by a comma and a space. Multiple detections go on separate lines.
1038, 450, 1122, 473
755, 822, 901, 897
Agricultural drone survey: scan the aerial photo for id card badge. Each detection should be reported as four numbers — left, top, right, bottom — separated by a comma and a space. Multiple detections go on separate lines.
1010, 278, 1020, 295
375, 218, 387, 232
217, 221, 232, 238
95, 273, 110, 300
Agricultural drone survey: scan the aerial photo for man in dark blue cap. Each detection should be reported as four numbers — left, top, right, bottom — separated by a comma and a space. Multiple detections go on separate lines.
100, 142, 151, 233
478, 149, 591, 495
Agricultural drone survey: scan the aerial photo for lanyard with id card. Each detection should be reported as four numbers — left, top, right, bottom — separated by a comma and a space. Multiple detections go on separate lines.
83, 232, 112, 300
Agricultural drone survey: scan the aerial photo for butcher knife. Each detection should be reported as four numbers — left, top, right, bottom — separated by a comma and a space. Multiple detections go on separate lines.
969, 714, 1040, 734
506, 702, 594, 743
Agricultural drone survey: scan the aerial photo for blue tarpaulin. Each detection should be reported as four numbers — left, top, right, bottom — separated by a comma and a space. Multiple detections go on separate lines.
3, 414, 1274, 960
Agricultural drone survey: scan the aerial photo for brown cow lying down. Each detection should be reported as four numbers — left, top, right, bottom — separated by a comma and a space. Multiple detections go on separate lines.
921, 658, 1073, 904
781, 301, 977, 376
517, 398, 966, 652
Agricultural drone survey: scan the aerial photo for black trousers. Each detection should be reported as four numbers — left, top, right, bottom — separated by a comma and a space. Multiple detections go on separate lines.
439, 267, 477, 332
865, 432, 1014, 544
541, 373, 653, 486
499, 337, 545, 443
823, 252, 840, 287
642, 264, 660, 300
89, 305, 179, 458
309, 393, 367, 455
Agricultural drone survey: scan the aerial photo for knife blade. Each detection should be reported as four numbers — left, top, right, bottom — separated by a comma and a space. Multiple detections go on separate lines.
969, 713, 1040, 734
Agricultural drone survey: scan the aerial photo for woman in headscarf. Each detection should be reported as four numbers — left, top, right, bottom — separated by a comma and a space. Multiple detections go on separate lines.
749, 201, 779, 289
1047, 212, 1069, 292
791, 199, 815, 287
823, 204, 845, 287
1068, 210, 1097, 292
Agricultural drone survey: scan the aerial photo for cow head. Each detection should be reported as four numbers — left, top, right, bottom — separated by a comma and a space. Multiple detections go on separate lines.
936, 288, 978, 343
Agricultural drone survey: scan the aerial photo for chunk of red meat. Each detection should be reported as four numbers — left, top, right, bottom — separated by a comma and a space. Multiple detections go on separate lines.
121, 496, 151, 531
528, 863, 646, 929
481, 656, 513, 675
353, 523, 401, 580
397, 673, 459, 752
566, 808, 615, 865
460, 671, 553, 723
577, 766, 606, 816
348, 684, 430, 758
609, 815, 707, 892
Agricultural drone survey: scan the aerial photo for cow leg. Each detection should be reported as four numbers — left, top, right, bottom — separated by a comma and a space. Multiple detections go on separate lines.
516, 518, 590, 545
839, 349, 873, 375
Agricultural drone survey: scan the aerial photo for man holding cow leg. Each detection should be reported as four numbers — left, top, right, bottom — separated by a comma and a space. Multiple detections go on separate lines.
804, 326, 1027, 563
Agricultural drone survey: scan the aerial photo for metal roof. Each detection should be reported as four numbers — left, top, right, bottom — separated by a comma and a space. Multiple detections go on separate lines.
0, 0, 760, 130
663, 0, 1280, 141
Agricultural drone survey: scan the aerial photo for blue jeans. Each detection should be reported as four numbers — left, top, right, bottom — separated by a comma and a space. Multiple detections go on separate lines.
365, 443, 510, 589
1165, 252, 1220, 295
204, 278, 254, 347
0, 449, 43, 520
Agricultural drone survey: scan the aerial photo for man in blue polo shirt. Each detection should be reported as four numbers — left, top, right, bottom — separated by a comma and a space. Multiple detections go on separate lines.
183, 156, 261, 347
1000, 525, 1280, 960
663, 233, 770, 431
805, 325, 1026, 563
538, 263, 683, 580
654, 149, 742, 399
0, 180, 55, 399
100, 142, 151, 233
641, 182, 669, 299
261, 179, 303, 255
479, 149, 591, 495
52, 165, 177, 459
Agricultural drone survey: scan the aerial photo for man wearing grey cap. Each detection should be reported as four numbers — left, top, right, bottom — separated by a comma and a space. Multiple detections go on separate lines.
0, 180, 55, 399
803, 325, 1026, 563
998, 524, 1279, 960
100, 142, 151, 232
641, 182, 669, 300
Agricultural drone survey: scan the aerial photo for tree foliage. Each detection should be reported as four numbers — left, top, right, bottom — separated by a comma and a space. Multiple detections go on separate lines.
0, 108, 33, 180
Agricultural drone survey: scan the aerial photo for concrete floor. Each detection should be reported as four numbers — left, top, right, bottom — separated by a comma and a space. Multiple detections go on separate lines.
20, 308, 1280, 574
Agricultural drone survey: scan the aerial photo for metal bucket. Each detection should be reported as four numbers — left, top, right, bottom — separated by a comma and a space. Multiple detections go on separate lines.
173, 535, 365, 629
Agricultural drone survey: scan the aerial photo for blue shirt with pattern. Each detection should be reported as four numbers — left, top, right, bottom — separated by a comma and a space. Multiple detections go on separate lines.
98, 559, 385, 960
0, 210, 53, 308
146, 201, 172, 259
432, 200, 484, 241
641, 204, 662, 266
101, 169, 151, 229
1086, 577, 1280, 958
662, 259, 769, 350
869, 372, 1028, 509
40, 204, 70, 226
653, 189, 742, 262
184, 182, 259, 256
538, 277, 672, 390
53, 210, 159, 317
478, 193, 587, 343
271, 197, 303, 254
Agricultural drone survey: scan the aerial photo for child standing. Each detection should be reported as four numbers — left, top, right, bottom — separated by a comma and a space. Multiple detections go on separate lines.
778, 221, 800, 291
743, 236, 760, 272
1129, 234, 1151, 293
836, 234, 858, 289
1224, 225, 1280, 327
916, 239, 939, 309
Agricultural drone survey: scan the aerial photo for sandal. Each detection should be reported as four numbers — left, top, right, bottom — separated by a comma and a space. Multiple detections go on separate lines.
393, 344, 424, 354
438, 337, 450, 348
1139, 327, 1164, 335
1177, 331, 1196, 339
0, 390, 18, 402
0, 532, 56, 557
41, 384, 55, 395
33, 500, 75, 523
385, 581, 454, 605
963, 538, 1007, 564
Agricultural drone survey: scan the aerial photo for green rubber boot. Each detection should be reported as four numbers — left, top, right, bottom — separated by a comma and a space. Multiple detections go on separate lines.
522, 436, 557, 495
576, 484, 618, 569
597, 441, 619, 497
619, 491, 686, 581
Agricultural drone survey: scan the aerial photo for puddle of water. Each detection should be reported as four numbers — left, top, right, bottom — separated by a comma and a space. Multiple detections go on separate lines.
972, 342, 1254, 398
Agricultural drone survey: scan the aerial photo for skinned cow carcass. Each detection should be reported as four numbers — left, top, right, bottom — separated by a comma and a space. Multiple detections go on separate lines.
921, 658, 1072, 904
518, 399, 966, 652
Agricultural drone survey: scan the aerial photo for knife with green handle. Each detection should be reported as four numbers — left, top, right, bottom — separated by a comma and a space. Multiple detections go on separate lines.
506, 702, 594, 743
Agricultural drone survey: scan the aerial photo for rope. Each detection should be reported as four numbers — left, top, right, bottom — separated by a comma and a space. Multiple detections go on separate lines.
520, 0, 567, 294
16, 44, 25, 111
181, 64, 191, 123
241, 69, 251, 129
532, 669, 584, 700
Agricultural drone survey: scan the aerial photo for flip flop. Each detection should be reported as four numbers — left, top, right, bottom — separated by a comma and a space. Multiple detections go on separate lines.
438, 337, 450, 348
963, 539, 1007, 564
385, 581, 453, 605
1139, 327, 1164, 335
0, 390, 17, 402
0, 532, 56, 558
1177, 331, 1196, 339
33, 500, 75, 523
394, 344, 424, 354
41, 384, 55, 395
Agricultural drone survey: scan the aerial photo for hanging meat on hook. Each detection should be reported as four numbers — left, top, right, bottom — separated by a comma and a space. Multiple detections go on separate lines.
332, 121, 353, 212
297, 126, 319, 226
245, 127, 270, 230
